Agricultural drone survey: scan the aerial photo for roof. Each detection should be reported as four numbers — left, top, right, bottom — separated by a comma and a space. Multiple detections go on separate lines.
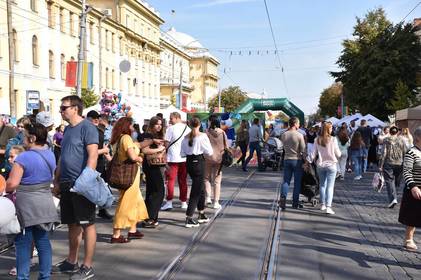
166, 27, 204, 49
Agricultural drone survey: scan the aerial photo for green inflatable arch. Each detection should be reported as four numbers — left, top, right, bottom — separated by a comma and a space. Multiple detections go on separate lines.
234, 98, 304, 124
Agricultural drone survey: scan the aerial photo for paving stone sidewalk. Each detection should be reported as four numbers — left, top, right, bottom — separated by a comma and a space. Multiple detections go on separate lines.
277, 171, 421, 280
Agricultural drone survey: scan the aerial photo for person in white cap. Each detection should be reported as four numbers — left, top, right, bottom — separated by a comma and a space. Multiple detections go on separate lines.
36, 111, 55, 150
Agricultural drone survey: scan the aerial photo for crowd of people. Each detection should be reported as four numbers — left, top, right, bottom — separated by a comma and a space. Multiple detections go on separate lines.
0, 100, 421, 279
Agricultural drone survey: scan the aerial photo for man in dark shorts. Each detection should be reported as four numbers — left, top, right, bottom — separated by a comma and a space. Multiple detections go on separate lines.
52, 95, 99, 280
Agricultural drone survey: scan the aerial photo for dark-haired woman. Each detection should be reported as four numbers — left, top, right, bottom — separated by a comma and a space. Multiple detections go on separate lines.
181, 118, 213, 228
350, 131, 365, 180
235, 120, 249, 167
205, 115, 228, 209
110, 117, 148, 243
336, 127, 350, 180
139, 117, 166, 228
6, 123, 59, 280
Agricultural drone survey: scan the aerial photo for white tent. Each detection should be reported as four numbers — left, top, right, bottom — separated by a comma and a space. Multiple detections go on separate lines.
357, 114, 385, 127
337, 113, 363, 126
162, 105, 187, 121
325, 116, 340, 126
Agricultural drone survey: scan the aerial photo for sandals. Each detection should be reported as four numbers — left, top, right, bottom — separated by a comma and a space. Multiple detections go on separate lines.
128, 230, 144, 239
110, 235, 130, 244
404, 239, 418, 251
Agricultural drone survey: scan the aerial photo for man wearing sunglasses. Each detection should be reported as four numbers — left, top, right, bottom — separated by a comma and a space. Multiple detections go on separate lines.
52, 95, 99, 280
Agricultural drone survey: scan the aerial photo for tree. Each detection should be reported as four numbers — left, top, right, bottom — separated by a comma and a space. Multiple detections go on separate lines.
331, 8, 421, 120
71, 89, 100, 109
208, 86, 248, 112
318, 82, 343, 117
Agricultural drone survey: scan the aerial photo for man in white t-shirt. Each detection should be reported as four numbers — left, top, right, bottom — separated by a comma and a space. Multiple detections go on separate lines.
161, 112, 191, 210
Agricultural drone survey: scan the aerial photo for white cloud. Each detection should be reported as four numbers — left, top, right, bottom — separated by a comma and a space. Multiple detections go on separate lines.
190, 0, 258, 8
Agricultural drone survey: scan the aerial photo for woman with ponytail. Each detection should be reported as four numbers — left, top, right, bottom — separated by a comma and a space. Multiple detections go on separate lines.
181, 118, 213, 227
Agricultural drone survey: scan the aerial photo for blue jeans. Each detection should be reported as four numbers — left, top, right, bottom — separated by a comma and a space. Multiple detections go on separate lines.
15, 226, 52, 280
351, 155, 362, 177
281, 159, 303, 206
362, 147, 369, 172
317, 165, 337, 207
243, 141, 262, 169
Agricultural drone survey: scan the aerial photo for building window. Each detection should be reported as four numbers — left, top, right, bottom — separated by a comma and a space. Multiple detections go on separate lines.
12, 29, 18, 62
89, 22, 94, 44
47, 3, 54, 27
69, 12, 74, 36
105, 67, 109, 89
119, 37, 123, 55
30, 0, 37, 12
49, 50, 55, 78
32, 35, 38, 65
112, 69, 115, 89
60, 8, 65, 32
60, 54, 65, 80
111, 33, 115, 53
126, 15, 130, 28
127, 78, 131, 94
105, 30, 109, 50
119, 72, 122, 91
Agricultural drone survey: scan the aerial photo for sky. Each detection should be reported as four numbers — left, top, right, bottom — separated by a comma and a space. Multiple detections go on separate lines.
147, 0, 421, 115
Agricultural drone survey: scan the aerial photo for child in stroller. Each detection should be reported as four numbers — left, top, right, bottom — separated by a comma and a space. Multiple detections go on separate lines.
301, 162, 319, 206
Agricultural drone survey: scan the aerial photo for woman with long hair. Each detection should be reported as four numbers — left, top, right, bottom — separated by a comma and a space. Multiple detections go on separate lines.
5, 123, 59, 279
235, 120, 249, 167
204, 115, 228, 209
110, 117, 149, 243
181, 118, 213, 227
336, 127, 350, 180
139, 116, 166, 228
350, 131, 365, 180
309, 122, 341, 214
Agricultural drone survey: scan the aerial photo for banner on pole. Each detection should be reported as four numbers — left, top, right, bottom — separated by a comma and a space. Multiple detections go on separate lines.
65, 61, 93, 89
65, 61, 77, 87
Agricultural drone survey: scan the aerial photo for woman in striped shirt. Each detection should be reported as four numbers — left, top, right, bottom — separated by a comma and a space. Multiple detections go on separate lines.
399, 127, 421, 252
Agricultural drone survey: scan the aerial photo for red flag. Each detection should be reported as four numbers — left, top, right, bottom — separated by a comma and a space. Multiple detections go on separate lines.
65, 61, 77, 87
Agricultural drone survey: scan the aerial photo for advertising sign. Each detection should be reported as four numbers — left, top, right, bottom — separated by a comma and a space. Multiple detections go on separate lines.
26, 90, 40, 114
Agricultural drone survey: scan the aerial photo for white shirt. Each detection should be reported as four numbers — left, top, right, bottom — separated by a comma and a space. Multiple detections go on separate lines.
165, 122, 191, 162
181, 133, 213, 157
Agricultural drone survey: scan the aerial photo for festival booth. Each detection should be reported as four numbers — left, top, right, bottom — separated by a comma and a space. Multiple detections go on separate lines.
325, 117, 340, 126
337, 113, 363, 126
356, 114, 385, 127
396, 105, 421, 134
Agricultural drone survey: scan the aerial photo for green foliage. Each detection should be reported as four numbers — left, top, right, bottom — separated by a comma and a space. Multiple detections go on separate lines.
331, 7, 421, 120
318, 83, 343, 117
71, 89, 100, 108
208, 86, 248, 112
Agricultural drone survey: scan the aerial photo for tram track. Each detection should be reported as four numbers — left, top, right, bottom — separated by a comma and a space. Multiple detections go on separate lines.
156, 171, 283, 280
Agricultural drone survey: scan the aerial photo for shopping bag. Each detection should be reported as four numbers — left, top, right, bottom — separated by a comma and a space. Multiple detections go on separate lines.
372, 172, 385, 192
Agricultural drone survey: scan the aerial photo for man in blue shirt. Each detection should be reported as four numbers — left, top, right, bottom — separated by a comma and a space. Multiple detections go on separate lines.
52, 95, 98, 280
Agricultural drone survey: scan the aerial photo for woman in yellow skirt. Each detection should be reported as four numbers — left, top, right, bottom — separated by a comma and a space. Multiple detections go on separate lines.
109, 117, 149, 243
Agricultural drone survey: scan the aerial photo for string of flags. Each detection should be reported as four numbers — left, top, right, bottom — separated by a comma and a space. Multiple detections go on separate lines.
215, 49, 280, 56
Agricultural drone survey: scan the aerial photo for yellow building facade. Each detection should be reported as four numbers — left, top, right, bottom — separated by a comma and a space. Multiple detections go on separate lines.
0, 0, 163, 125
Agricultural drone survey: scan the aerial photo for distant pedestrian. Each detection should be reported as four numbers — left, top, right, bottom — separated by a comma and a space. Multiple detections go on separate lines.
243, 118, 263, 171
235, 120, 249, 167
110, 117, 149, 243
53, 125, 64, 164
181, 117, 213, 228
399, 126, 421, 252
306, 126, 317, 155
279, 117, 306, 210
400, 128, 413, 150
161, 112, 190, 211
309, 122, 341, 214
52, 95, 99, 279
99, 115, 112, 145
379, 126, 407, 208
336, 127, 350, 180
204, 115, 228, 209
350, 131, 365, 180
356, 119, 372, 172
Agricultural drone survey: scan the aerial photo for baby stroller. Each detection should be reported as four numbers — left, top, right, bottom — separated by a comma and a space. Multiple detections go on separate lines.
301, 163, 319, 206
261, 137, 283, 171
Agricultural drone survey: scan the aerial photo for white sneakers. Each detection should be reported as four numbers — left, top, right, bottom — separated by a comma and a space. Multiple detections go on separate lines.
326, 207, 335, 215
213, 202, 221, 209
320, 204, 327, 211
354, 175, 362, 180
206, 198, 212, 205
388, 199, 398, 209
181, 202, 188, 209
161, 200, 173, 211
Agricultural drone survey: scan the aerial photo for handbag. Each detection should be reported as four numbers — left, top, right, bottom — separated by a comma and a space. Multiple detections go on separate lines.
105, 137, 138, 190
221, 132, 233, 167
147, 125, 188, 166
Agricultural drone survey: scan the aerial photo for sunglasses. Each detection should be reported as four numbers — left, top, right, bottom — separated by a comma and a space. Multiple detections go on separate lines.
59, 105, 75, 112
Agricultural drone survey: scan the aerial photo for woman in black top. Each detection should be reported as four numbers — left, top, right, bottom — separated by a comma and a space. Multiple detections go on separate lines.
139, 117, 166, 227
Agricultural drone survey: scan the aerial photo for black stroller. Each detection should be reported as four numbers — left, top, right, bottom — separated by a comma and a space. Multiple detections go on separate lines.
300, 163, 319, 206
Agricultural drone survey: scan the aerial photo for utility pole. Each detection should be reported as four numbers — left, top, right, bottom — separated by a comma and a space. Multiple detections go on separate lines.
76, 0, 89, 97
6, 0, 15, 117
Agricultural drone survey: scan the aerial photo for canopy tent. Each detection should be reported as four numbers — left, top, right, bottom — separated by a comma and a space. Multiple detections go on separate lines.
337, 113, 363, 126
356, 114, 385, 127
161, 105, 187, 121
325, 117, 340, 126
